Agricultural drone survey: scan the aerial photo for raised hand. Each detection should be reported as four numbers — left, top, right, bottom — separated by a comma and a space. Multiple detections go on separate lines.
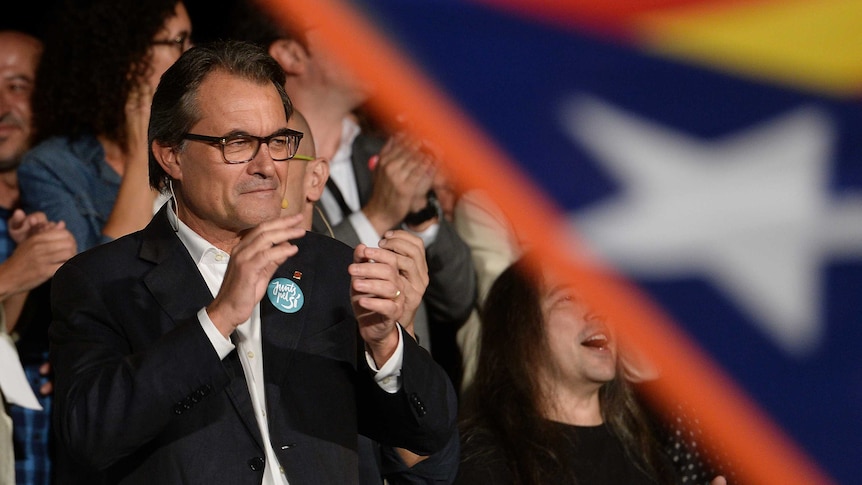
125, 82, 153, 160
361, 133, 436, 235
0, 220, 77, 296
7, 209, 50, 244
349, 243, 405, 367
101, 82, 159, 240
377, 230, 429, 338
206, 214, 306, 338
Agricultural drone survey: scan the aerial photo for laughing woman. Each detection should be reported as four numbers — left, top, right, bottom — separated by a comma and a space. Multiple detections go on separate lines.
456, 255, 686, 485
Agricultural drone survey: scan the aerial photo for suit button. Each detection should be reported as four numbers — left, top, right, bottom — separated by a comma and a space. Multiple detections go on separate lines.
247, 456, 265, 471
409, 393, 427, 417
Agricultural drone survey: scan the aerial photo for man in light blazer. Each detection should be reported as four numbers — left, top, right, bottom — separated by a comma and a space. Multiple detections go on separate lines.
48, 40, 455, 485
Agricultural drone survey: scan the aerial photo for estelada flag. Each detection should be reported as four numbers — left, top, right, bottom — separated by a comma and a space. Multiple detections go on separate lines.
261, 0, 862, 483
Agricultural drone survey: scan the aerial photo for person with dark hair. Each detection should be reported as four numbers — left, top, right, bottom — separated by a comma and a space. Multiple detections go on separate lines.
17, 0, 193, 253
456, 256, 728, 485
49, 40, 455, 484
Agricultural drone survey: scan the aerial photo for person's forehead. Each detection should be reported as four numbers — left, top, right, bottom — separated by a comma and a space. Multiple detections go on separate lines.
197, 70, 272, 99
287, 120, 314, 157
0, 35, 40, 71
163, 2, 192, 32
286, 115, 309, 133
194, 71, 286, 130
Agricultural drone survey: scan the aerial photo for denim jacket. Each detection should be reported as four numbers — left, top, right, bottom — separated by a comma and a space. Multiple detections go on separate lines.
18, 135, 120, 253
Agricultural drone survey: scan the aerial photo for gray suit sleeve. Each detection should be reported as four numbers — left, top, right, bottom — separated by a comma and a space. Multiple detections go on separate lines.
423, 218, 477, 327
331, 218, 363, 248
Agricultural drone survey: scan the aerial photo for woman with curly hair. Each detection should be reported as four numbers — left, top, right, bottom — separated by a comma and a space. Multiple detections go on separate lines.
456, 255, 726, 485
18, 0, 192, 252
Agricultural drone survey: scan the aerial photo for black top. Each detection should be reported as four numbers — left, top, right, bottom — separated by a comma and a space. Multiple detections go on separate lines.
457, 421, 670, 485
567, 423, 658, 484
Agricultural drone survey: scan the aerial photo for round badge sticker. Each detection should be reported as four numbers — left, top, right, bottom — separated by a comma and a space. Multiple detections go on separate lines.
267, 278, 304, 313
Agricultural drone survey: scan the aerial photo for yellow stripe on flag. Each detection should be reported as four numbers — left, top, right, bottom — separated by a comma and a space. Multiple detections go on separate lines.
633, 0, 862, 97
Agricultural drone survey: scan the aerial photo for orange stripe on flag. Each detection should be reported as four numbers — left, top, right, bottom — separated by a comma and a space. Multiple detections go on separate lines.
257, 0, 835, 483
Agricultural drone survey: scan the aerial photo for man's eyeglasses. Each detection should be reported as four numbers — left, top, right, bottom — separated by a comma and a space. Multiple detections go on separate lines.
151, 32, 192, 55
182, 130, 304, 164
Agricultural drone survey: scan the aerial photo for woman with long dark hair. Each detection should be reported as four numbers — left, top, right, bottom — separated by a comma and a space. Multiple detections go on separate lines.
18, 0, 193, 252
457, 256, 685, 484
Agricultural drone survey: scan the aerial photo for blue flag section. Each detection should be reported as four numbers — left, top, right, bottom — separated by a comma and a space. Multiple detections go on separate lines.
360, 1, 862, 483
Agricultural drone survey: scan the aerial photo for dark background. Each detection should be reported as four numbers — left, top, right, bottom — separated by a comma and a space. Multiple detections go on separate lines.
2, 0, 237, 44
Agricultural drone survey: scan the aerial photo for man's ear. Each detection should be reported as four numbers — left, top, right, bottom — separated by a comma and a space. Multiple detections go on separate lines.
152, 140, 183, 181
305, 157, 329, 203
268, 39, 307, 76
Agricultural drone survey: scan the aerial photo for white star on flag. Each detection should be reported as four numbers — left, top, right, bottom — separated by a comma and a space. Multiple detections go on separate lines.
561, 95, 862, 356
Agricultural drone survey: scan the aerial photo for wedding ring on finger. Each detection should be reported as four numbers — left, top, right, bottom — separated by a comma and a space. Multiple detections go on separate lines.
393, 289, 401, 299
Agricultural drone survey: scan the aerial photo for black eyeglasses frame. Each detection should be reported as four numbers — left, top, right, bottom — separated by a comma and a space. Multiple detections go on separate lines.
182, 129, 304, 164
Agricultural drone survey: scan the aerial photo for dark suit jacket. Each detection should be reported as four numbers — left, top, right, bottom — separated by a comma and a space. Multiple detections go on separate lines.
311, 131, 476, 391
49, 207, 455, 484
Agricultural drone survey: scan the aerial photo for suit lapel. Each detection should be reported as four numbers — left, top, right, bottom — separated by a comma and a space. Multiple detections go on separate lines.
222, 345, 265, 450
260, 246, 315, 409
140, 208, 212, 320
139, 207, 264, 449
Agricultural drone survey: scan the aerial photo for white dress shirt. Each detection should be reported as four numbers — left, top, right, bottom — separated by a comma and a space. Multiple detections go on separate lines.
320, 117, 362, 227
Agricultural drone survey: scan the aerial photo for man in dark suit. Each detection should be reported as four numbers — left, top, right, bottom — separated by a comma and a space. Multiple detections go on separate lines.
48, 40, 455, 485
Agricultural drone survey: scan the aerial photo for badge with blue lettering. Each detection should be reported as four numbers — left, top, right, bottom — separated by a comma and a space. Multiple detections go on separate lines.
267, 277, 304, 313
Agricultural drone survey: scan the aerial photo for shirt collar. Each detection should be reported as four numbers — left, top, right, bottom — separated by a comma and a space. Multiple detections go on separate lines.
331, 116, 361, 167
170, 204, 226, 265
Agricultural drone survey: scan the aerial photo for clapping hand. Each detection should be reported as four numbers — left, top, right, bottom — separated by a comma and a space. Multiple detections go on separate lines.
3, 211, 77, 292
349, 243, 407, 367
377, 230, 428, 339
206, 214, 305, 338
362, 133, 436, 234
